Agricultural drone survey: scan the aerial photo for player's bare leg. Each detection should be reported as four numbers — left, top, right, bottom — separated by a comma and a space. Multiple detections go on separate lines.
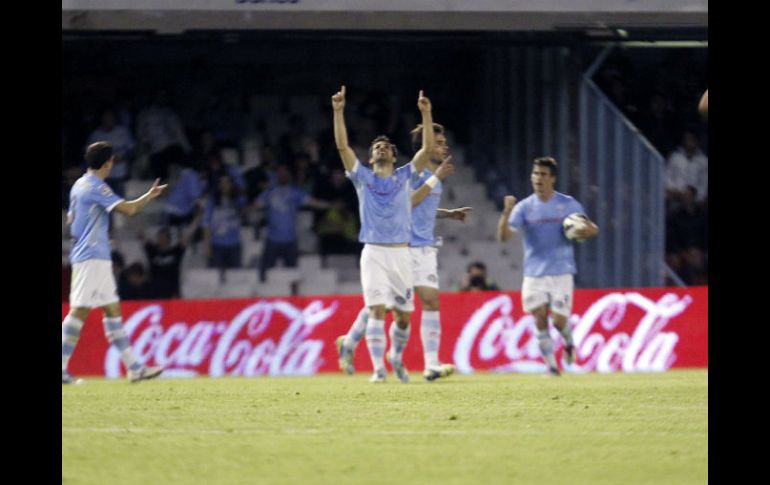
415, 286, 454, 381
532, 304, 560, 375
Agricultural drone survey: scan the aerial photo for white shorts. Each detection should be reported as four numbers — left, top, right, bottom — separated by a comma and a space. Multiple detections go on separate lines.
360, 244, 414, 312
70, 259, 120, 308
521, 274, 574, 317
410, 246, 439, 289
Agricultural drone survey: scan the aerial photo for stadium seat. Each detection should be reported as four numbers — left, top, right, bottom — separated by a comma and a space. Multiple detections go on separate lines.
182, 268, 221, 299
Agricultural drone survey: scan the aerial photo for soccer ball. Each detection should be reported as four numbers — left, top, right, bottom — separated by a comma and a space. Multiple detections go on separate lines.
563, 213, 589, 242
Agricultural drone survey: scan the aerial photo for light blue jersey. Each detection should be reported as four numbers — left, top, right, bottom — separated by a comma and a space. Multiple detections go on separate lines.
508, 192, 586, 277
258, 185, 310, 243
410, 169, 442, 247
346, 159, 414, 244
68, 173, 124, 264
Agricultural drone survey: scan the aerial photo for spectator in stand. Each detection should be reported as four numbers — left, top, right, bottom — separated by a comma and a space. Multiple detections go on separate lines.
665, 128, 708, 210
253, 163, 331, 282
637, 92, 679, 156
458, 261, 499, 291
314, 167, 361, 258
190, 129, 220, 169
86, 108, 135, 196
136, 90, 192, 179
163, 166, 207, 232
665, 186, 708, 286
118, 262, 154, 301
203, 152, 246, 198
111, 250, 126, 286
141, 213, 201, 299
203, 173, 247, 278
293, 152, 320, 195
279, 114, 314, 163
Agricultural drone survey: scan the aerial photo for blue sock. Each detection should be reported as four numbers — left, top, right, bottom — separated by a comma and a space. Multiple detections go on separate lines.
103, 317, 142, 372
343, 307, 369, 350
62, 315, 84, 371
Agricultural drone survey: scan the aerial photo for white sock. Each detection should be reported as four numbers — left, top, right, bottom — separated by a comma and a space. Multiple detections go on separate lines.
365, 318, 386, 372
62, 315, 84, 371
537, 329, 558, 370
103, 317, 142, 372
420, 310, 441, 369
343, 307, 369, 350
389, 322, 410, 362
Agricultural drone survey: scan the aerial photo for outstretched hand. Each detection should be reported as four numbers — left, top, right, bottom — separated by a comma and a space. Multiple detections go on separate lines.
417, 89, 432, 113
448, 207, 472, 223
435, 156, 455, 180
147, 178, 168, 199
503, 195, 517, 212
332, 85, 346, 111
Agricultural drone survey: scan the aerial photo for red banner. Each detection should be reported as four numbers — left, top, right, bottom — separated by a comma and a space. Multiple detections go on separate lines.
62, 287, 708, 378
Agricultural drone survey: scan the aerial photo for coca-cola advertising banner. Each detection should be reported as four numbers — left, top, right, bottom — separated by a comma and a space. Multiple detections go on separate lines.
62, 287, 707, 378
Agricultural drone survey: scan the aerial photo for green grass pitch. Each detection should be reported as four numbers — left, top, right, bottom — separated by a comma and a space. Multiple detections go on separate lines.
62, 370, 707, 485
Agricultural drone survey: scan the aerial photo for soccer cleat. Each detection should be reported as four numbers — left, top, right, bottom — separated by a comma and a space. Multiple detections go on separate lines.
128, 366, 164, 383
369, 369, 386, 383
62, 370, 74, 384
423, 363, 455, 382
336, 336, 355, 375
564, 344, 576, 366
62, 370, 84, 385
386, 352, 409, 384
548, 366, 561, 377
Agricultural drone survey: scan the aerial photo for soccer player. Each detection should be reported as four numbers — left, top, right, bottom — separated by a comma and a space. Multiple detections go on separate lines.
336, 123, 470, 382
332, 85, 435, 383
496, 157, 598, 376
62, 141, 168, 384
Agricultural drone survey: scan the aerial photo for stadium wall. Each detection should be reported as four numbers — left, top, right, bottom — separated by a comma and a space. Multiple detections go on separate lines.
62, 286, 707, 378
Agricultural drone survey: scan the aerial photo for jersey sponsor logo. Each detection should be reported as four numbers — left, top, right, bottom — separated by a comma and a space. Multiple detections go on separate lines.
395, 296, 406, 305
405, 288, 412, 300
428, 274, 437, 283
99, 184, 113, 197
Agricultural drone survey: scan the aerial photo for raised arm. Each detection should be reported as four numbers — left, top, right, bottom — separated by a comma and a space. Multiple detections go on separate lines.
411, 156, 454, 208
331, 85, 357, 172
497, 195, 517, 242
411, 90, 434, 174
113, 178, 168, 217
180, 204, 204, 248
436, 207, 472, 222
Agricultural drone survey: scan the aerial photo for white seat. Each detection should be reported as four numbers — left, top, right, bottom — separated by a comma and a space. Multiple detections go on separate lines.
219, 281, 256, 298
223, 268, 258, 287
266, 267, 302, 286
241, 239, 264, 267
298, 254, 322, 272
300, 269, 338, 295
334, 281, 362, 295
181, 268, 221, 298
255, 280, 293, 297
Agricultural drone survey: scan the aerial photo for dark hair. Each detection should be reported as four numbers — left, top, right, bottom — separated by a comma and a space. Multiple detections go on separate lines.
126, 262, 146, 277
410, 123, 445, 153
533, 156, 558, 177
368, 135, 398, 160
85, 141, 114, 170
467, 261, 487, 272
